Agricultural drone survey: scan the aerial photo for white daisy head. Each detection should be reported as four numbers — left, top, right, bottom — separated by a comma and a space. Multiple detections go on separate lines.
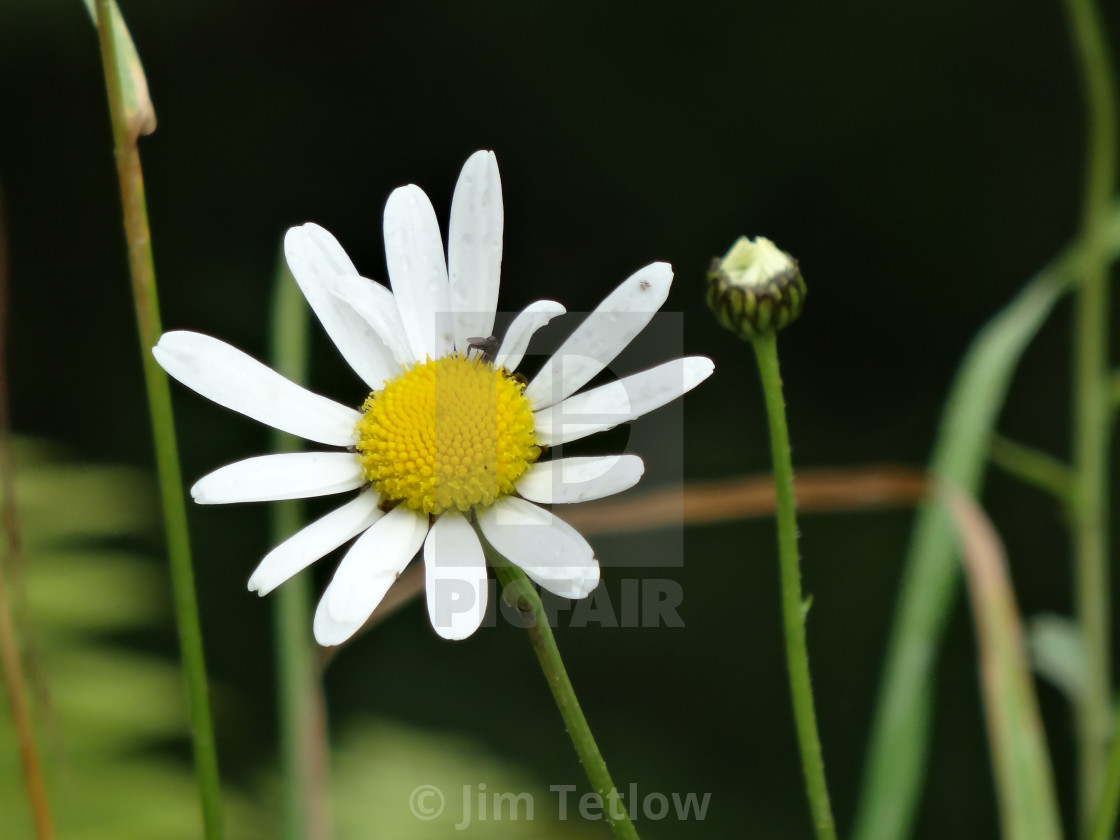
154, 150, 714, 646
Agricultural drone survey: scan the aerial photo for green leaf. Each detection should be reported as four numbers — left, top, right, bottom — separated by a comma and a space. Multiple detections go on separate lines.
329, 719, 605, 839
1028, 613, 1087, 703
24, 550, 164, 635
946, 488, 1062, 840
0, 438, 265, 838
14, 447, 158, 544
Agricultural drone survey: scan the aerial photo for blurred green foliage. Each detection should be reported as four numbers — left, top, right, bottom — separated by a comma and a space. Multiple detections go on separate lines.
2, 0, 1116, 837
1, 438, 603, 837
0, 438, 263, 838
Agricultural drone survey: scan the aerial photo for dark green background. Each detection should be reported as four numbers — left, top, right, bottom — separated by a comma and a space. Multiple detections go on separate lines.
3, 0, 1119, 836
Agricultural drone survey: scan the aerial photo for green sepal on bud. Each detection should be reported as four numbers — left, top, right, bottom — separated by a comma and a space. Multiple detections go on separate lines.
706, 236, 806, 340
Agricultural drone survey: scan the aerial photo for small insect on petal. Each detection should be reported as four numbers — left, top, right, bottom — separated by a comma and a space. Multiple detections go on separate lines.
466, 335, 500, 363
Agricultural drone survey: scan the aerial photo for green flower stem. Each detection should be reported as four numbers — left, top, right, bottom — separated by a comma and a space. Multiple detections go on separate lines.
484, 542, 640, 840
269, 258, 330, 840
93, 2, 224, 836
750, 332, 837, 840
1062, 0, 1118, 829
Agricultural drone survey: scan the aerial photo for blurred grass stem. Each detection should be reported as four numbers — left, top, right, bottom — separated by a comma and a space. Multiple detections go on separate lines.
1093, 693, 1120, 840
269, 258, 330, 840
1062, 0, 1117, 829
853, 204, 1120, 840
750, 332, 838, 840
987, 435, 1074, 509
0, 189, 54, 839
94, 2, 224, 836
0, 551, 51, 840
485, 546, 640, 840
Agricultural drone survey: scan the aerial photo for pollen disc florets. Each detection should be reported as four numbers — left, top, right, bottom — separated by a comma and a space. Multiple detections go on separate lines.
354, 355, 540, 515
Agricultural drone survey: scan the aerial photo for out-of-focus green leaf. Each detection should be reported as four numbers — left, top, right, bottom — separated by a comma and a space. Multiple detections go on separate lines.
1028, 613, 1087, 703
947, 487, 1062, 840
7, 761, 264, 840
26, 550, 164, 634
329, 718, 606, 839
81, 0, 156, 138
27, 647, 186, 757
853, 200, 1120, 840
16, 459, 157, 545
0, 437, 264, 839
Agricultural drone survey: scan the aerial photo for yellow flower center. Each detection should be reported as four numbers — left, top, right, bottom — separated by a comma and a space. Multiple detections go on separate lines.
354, 355, 540, 515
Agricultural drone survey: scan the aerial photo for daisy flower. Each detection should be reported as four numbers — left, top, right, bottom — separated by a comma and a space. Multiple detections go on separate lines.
154, 151, 713, 645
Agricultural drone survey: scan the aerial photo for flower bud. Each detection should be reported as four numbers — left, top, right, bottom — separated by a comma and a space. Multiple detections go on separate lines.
706, 236, 806, 339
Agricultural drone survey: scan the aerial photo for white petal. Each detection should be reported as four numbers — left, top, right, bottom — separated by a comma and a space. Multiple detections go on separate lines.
534, 356, 715, 446
154, 332, 360, 446
248, 491, 383, 596
326, 503, 429, 624
284, 224, 399, 388
331, 274, 413, 368
524, 263, 673, 409
494, 300, 566, 372
516, 455, 645, 504
191, 453, 364, 504
424, 512, 488, 640
313, 592, 367, 647
448, 151, 503, 353
478, 496, 599, 599
384, 185, 452, 360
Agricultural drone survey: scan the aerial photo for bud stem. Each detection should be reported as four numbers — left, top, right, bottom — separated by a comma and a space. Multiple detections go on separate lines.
750, 332, 838, 840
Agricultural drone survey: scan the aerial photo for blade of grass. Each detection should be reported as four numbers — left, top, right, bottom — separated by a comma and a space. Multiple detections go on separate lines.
853, 201, 1120, 840
1091, 689, 1120, 840
945, 485, 1062, 840
90, 3, 223, 837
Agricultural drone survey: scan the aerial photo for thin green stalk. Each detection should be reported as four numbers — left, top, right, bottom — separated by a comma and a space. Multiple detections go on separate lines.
269, 258, 330, 840
1092, 694, 1120, 840
0, 182, 54, 840
93, 2, 224, 836
1062, 0, 1117, 830
750, 332, 837, 840
484, 544, 639, 840
988, 435, 1074, 509
0, 568, 51, 840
